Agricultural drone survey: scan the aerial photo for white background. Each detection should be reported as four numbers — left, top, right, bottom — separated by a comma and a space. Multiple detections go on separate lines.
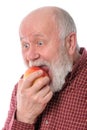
0, 0, 87, 129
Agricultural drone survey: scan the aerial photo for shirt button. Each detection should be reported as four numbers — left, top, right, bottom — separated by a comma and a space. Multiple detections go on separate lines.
45, 120, 48, 125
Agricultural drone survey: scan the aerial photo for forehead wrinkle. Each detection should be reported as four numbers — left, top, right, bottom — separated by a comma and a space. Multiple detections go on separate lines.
20, 32, 48, 42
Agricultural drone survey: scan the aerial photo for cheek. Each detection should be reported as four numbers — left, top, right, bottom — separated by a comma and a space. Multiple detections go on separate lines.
41, 47, 55, 62
22, 50, 28, 64
22, 48, 27, 58
22, 50, 26, 59
47, 51, 59, 63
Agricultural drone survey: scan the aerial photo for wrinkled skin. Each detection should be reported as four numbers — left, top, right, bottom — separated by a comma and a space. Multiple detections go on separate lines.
17, 7, 78, 124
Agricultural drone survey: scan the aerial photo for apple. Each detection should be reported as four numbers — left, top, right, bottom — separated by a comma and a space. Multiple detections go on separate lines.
23, 66, 48, 82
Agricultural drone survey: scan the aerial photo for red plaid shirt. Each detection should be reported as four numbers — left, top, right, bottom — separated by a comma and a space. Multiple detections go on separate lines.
2, 48, 87, 130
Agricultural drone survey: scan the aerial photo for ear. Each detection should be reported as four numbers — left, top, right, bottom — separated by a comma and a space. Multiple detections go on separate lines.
65, 32, 77, 55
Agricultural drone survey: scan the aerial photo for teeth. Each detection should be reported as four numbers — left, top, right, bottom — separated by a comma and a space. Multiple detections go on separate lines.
29, 62, 32, 67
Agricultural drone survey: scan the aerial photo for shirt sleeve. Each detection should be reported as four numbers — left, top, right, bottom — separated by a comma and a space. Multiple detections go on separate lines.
2, 83, 35, 130
11, 120, 34, 130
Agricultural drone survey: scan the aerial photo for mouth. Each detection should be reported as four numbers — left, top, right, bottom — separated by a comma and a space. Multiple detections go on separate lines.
38, 65, 49, 73
29, 62, 50, 75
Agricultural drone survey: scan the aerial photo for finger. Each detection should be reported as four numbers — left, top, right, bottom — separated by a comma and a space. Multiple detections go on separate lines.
31, 76, 50, 92
36, 85, 51, 98
23, 70, 43, 89
17, 78, 24, 90
43, 91, 53, 103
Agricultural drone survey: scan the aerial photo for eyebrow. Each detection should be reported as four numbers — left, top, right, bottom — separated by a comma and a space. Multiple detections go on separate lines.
20, 37, 24, 41
33, 34, 44, 37
20, 33, 45, 41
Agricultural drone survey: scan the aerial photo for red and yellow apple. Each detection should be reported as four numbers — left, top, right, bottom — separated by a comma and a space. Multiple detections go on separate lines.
23, 66, 48, 83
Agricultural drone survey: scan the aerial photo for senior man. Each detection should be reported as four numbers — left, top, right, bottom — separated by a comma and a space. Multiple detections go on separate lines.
3, 6, 87, 130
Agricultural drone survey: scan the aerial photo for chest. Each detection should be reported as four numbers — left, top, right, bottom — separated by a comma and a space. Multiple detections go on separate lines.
36, 81, 87, 130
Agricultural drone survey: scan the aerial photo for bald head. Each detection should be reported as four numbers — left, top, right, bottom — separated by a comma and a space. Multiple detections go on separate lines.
19, 7, 80, 92
20, 6, 76, 39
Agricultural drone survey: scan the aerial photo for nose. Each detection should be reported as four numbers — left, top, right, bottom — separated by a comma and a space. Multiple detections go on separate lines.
26, 46, 40, 61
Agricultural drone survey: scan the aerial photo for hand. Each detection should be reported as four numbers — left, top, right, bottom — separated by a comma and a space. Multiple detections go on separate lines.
16, 70, 53, 124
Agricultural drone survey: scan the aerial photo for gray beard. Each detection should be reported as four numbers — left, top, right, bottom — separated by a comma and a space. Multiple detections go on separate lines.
49, 55, 72, 92
28, 48, 73, 93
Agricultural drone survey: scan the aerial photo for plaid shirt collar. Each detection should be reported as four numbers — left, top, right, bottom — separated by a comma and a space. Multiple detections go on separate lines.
64, 47, 87, 88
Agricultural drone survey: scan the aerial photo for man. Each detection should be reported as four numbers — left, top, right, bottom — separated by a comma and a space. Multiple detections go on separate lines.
3, 6, 87, 130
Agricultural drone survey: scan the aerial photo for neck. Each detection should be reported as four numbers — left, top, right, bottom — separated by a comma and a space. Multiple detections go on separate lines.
73, 48, 81, 65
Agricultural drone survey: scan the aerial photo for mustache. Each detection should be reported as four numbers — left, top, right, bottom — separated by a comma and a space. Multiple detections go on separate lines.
28, 59, 50, 68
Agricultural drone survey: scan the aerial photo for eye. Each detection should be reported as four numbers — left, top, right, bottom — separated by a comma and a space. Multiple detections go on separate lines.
23, 43, 30, 48
37, 41, 43, 46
